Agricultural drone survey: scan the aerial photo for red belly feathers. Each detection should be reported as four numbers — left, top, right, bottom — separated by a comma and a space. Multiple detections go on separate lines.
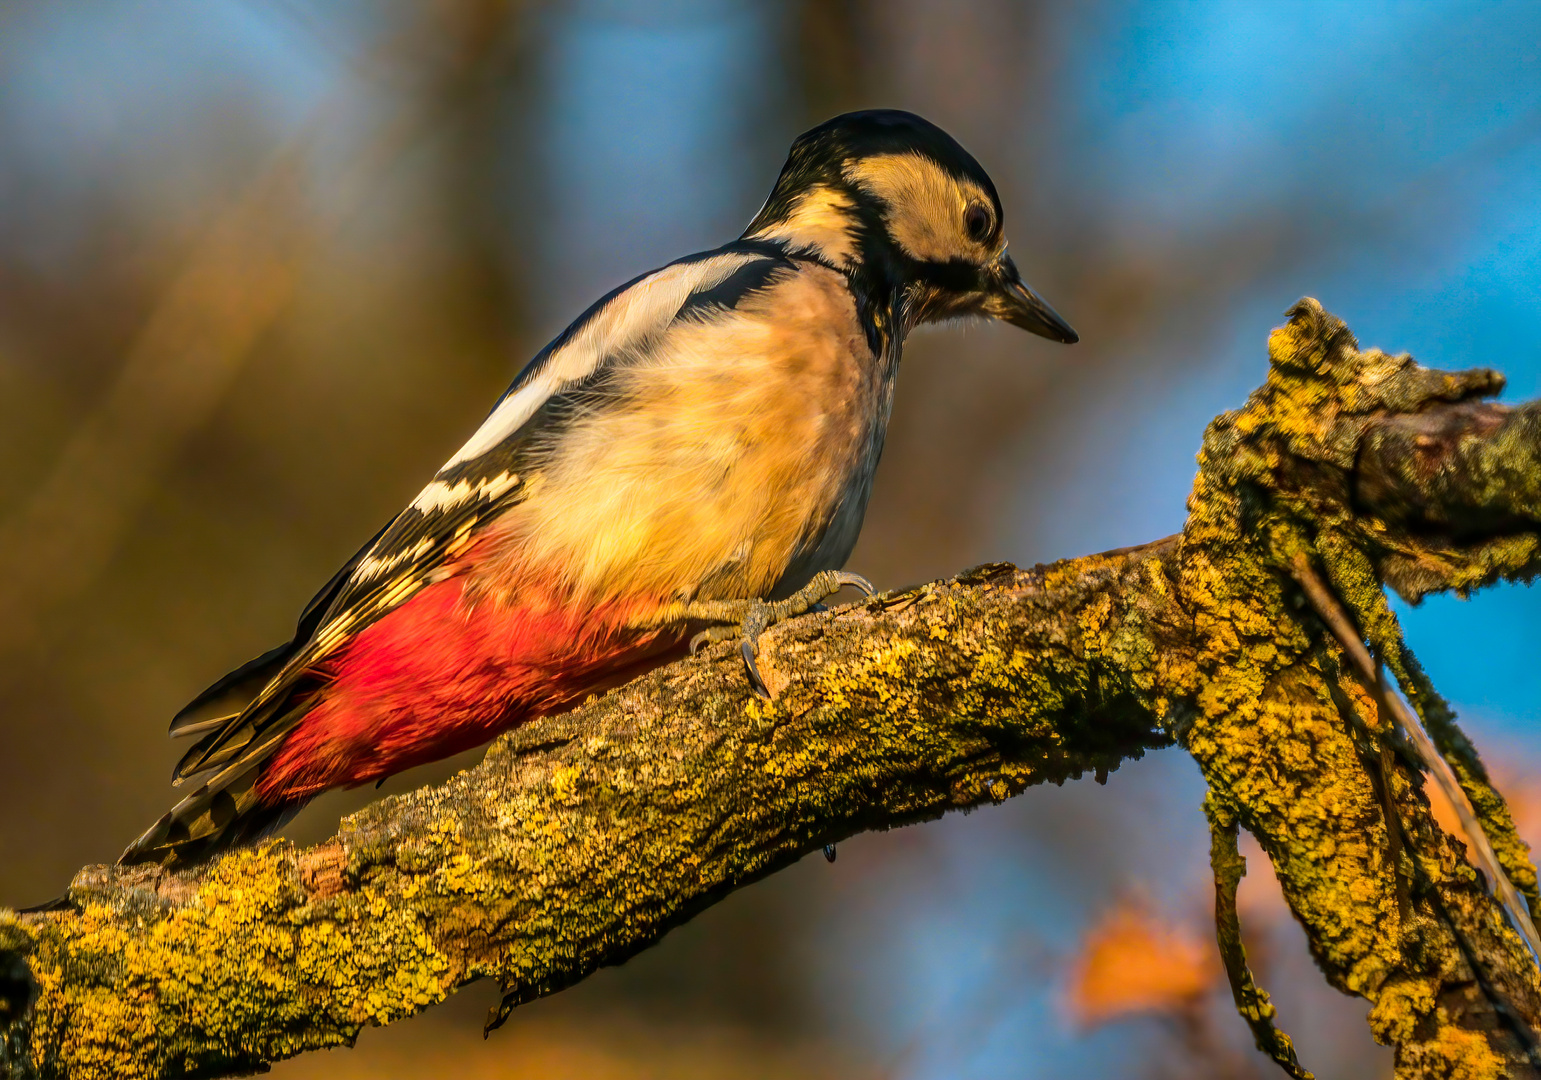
256, 575, 678, 804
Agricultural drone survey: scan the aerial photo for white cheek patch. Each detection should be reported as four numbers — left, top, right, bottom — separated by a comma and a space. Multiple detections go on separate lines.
440, 251, 763, 470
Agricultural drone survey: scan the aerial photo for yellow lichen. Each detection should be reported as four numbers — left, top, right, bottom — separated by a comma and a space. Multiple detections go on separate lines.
6, 298, 1539, 1079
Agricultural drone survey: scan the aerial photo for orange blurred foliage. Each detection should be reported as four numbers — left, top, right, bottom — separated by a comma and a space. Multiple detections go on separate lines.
1064, 897, 1220, 1028
1426, 759, 1541, 856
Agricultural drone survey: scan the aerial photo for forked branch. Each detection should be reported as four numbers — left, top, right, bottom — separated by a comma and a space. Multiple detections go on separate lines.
4, 299, 1541, 1080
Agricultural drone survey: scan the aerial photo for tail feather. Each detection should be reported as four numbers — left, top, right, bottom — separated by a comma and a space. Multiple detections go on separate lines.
168, 710, 241, 742
173, 718, 259, 783
124, 718, 309, 866
165, 517, 393, 742
169, 711, 241, 786
172, 686, 314, 784
168, 643, 291, 737
130, 516, 401, 865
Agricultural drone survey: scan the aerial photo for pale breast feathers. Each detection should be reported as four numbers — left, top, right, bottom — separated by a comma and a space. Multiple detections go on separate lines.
169, 248, 873, 784
495, 260, 880, 605
306, 247, 795, 647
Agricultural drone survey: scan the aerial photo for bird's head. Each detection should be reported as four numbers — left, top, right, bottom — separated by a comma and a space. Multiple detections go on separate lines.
744, 109, 1077, 344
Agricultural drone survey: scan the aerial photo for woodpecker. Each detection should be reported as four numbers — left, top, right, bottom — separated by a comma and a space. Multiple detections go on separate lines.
121, 109, 1077, 866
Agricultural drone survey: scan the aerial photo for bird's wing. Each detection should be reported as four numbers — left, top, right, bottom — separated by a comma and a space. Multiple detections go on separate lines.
166, 245, 792, 785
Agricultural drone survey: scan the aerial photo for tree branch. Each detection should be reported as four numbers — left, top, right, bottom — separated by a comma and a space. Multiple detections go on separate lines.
5, 299, 1541, 1079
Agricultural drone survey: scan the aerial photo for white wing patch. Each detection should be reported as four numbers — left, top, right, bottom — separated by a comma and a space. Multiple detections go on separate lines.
408, 470, 521, 515
351, 537, 435, 584
441, 251, 762, 469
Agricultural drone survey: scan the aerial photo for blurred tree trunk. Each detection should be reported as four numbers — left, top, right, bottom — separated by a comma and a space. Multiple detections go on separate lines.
5, 300, 1541, 1079
425, 0, 530, 362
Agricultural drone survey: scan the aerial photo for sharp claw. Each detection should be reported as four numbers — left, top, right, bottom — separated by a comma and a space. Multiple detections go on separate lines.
741, 640, 772, 699
836, 571, 876, 597
673, 584, 860, 696
691, 625, 738, 654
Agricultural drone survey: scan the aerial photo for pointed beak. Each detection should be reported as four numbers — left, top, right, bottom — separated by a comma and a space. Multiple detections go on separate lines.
985, 253, 1079, 344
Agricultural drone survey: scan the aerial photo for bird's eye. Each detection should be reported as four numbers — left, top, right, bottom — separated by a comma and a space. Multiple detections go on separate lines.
964, 204, 993, 243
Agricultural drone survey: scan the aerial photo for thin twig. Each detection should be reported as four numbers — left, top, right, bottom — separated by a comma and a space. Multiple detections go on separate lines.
1290, 553, 1541, 969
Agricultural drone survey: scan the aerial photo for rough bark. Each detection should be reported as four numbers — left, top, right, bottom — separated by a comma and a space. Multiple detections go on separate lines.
4, 299, 1541, 1079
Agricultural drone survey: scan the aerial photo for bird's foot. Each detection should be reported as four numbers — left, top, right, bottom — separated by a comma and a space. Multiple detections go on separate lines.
667, 570, 875, 698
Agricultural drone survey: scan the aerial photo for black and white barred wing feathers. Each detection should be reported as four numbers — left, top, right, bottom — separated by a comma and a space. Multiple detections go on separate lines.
119, 245, 800, 863
164, 246, 790, 782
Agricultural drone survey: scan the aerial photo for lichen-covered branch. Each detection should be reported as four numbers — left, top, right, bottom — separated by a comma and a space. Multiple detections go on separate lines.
4, 299, 1541, 1080
0, 541, 1182, 1079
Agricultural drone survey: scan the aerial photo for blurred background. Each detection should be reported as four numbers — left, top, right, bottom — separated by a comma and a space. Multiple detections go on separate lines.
1, 1, 1539, 1077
